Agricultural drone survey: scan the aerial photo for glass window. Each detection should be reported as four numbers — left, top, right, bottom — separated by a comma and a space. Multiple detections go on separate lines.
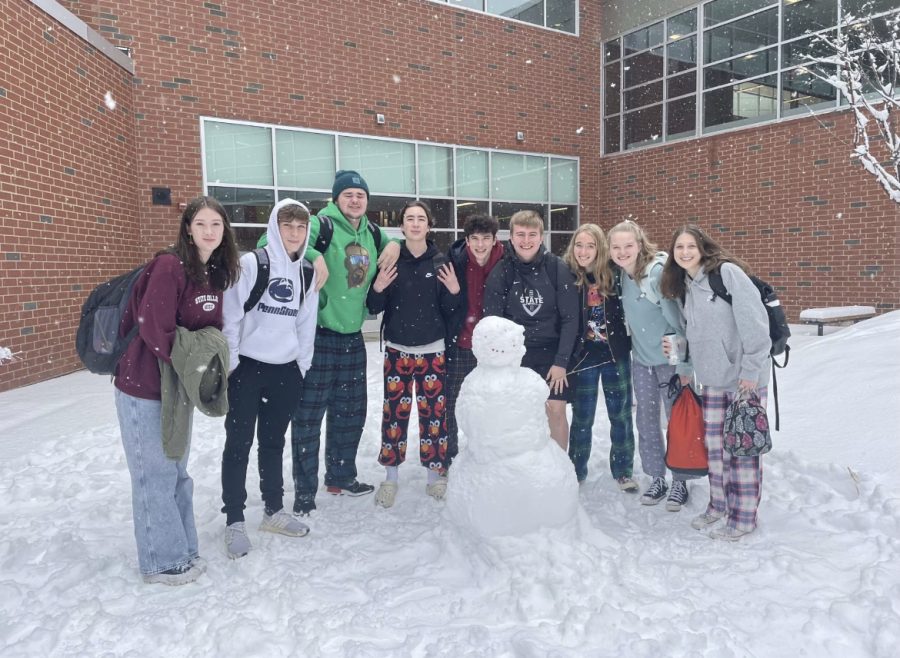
704, 8, 778, 63
547, 0, 576, 33
549, 205, 578, 231
624, 48, 665, 87
487, 0, 543, 27
624, 105, 663, 149
605, 38, 621, 62
418, 145, 453, 197
492, 201, 546, 231
208, 186, 275, 251
456, 149, 489, 198
550, 159, 578, 204
604, 116, 621, 154
275, 129, 335, 190
338, 137, 415, 195
781, 65, 838, 115
550, 232, 571, 256
623, 22, 664, 55
783, 0, 837, 40
418, 198, 455, 230
492, 153, 548, 202
449, 0, 484, 9
667, 36, 697, 74
704, 47, 777, 88
204, 123, 273, 186
668, 70, 697, 98
456, 200, 490, 232
668, 9, 697, 39
782, 29, 836, 66
605, 62, 621, 115
625, 81, 663, 110
704, 0, 774, 28
841, 0, 899, 20
703, 74, 777, 131
667, 96, 697, 139
276, 190, 330, 216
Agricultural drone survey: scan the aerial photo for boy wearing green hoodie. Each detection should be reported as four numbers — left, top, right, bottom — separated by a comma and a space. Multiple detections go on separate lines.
292, 170, 400, 515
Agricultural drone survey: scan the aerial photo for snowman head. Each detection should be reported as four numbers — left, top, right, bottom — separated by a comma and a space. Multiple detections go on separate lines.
472, 316, 526, 368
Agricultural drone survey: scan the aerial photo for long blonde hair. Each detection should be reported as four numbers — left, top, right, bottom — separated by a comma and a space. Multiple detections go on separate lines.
608, 219, 659, 284
563, 223, 614, 295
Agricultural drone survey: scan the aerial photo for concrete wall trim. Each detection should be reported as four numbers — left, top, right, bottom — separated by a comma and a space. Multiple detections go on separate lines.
28, 0, 134, 73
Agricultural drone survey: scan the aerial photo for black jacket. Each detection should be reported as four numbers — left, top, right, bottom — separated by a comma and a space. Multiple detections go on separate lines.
482, 245, 580, 368
573, 266, 631, 363
366, 240, 462, 347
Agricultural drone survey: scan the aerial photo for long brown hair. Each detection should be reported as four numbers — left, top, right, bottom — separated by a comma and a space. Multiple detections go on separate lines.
660, 223, 750, 300
608, 219, 659, 284
563, 223, 614, 295
170, 196, 241, 291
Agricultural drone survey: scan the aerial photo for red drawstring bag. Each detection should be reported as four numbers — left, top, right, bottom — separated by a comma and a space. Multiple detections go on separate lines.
664, 376, 708, 479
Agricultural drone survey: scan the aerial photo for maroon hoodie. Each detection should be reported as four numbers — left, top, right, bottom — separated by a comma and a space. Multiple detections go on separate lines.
114, 253, 223, 401
457, 241, 505, 349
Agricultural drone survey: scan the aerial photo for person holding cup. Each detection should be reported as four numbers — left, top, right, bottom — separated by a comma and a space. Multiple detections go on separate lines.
608, 220, 693, 511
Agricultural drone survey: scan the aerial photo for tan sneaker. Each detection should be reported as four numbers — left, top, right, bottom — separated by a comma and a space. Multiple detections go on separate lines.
425, 478, 448, 501
374, 481, 398, 508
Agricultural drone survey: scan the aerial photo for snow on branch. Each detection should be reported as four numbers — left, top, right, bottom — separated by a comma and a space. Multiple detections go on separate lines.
0, 346, 23, 365
807, 9, 900, 204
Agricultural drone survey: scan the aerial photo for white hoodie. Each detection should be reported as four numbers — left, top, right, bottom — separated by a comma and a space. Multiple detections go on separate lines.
222, 198, 318, 374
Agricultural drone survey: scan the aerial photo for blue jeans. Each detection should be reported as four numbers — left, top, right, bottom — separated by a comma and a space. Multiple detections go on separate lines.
115, 389, 198, 576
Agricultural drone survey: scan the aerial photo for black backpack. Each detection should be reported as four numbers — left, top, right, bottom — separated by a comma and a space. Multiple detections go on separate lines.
75, 265, 146, 375
707, 269, 790, 430
314, 215, 382, 253
243, 248, 314, 313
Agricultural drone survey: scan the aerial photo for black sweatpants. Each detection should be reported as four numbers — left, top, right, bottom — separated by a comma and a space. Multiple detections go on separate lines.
221, 356, 302, 525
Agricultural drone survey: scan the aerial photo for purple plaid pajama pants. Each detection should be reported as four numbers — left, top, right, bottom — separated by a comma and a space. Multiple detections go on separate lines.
701, 386, 767, 533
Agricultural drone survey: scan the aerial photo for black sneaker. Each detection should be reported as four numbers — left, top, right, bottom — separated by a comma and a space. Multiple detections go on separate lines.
293, 494, 317, 516
666, 480, 689, 512
142, 562, 202, 586
640, 477, 668, 505
326, 480, 375, 497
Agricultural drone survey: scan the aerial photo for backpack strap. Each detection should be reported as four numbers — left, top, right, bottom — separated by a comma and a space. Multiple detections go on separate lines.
244, 248, 270, 313
707, 269, 732, 305
367, 221, 383, 251
638, 252, 667, 306
313, 215, 334, 253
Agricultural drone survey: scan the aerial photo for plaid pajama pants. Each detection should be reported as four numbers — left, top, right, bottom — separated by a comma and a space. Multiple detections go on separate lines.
702, 386, 767, 533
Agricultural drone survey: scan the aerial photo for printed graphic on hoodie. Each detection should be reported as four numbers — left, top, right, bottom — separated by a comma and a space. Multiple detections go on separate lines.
585, 285, 609, 343
345, 243, 370, 289
518, 287, 544, 317
259, 278, 299, 317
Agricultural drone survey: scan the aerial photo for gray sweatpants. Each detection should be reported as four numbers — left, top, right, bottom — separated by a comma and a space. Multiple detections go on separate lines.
632, 361, 681, 480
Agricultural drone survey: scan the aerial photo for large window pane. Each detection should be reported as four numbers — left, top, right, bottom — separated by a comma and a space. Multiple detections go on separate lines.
624, 22, 664, 55
339, 137, 415, 195
450, 0, 484, 10
704, 8, 778, 63
487, 0, 543, 26
783, 0, 837, 40
704, 0, 774, 28
204, 123, 273, 186
418, 145, 453, 196
604, 116, 621, 154
550, 159, 577, 204
605, 62, 621, 114
625, 81, 663, 110
456, 200, 490, 231
492, 202, 545, 232
667, 36, 696, 74
704, 47, 777, 88
668, 9, 697, 39
782, 29, 836, 66
624, 105, 663, 149
704, 74, 777, 131
605, 38, 621, 62
208, 186, 274, 251
781, 65, 838, 115
456, 149, 489, 198
549, 205, 578, 231
419, 198, 455, 230
841, 0, 899, 20
668, 70, 697, 98
624, 48, 665, 87
492, 153, 548, 202
275, 130, 335, 190
547, 0, 576, 33
667, 96, 697, 139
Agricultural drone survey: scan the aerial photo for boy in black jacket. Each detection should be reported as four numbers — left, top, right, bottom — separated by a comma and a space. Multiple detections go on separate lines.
483, 210, 579, 449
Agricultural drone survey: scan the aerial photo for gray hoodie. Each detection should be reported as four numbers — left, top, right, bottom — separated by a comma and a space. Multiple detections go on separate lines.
681, 262, 770, 389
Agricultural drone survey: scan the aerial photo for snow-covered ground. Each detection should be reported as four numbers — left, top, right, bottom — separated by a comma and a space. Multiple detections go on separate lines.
0, 314, 898, 657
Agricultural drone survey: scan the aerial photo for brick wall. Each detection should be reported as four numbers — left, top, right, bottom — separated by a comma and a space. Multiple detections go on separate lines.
61, 0, 605, 250
0, 1, 137, 392
598, 115, 899, 321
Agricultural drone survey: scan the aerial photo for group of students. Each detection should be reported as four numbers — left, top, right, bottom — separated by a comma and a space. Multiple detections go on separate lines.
112, 169, 772, 586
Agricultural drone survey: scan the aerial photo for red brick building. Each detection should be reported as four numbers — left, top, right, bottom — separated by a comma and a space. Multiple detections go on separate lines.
1, 0, 897, 391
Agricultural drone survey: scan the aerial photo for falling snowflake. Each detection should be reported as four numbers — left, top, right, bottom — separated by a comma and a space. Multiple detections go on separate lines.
104, 92, 117, 111
392, 74, 401, 84
576, 127, 584, 134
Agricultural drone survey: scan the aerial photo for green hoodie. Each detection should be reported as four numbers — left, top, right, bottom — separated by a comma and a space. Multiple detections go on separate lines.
305, 201, 389, 334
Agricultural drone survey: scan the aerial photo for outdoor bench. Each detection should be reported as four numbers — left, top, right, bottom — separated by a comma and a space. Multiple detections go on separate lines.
799, 305, 877, 335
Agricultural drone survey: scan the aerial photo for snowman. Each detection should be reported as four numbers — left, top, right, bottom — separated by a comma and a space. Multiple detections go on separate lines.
446, 316, 581, 537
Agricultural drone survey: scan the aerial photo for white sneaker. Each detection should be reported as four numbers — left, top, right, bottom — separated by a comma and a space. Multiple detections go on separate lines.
616, 476, 639, 492
425, 478, 448, 501
710, 526, 752, 541
690, 511, 725, 530
224, 521, 252, 559
259, 509, 310, 538
374, 481, 398, 508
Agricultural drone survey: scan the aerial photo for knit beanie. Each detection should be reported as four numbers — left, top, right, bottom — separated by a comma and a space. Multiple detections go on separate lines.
332, 170, 369, 200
